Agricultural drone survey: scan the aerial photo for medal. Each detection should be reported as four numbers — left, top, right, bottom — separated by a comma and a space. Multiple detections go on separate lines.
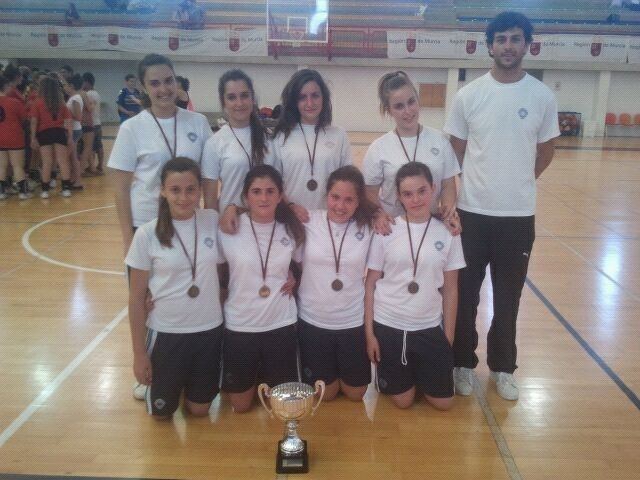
249, 215, 277, 299
174, 215, 199, 300
327, 215, 352, 293
229, 124, 255, 168
300, 122, 320, 194
406, 214, 431, 296
150, 108, 178, 159
188, 285, 200, 298
259, 285, 271, 298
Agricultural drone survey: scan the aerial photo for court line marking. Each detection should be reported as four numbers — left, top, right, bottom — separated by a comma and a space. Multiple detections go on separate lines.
471, 373, 523, 480
526, 278, 640, 410
0, 307, 129, 448
21, 205, 125, 276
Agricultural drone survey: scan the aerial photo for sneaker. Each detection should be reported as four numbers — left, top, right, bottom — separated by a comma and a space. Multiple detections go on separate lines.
27, 178, 38, 191
133, 382, 147, 400
490, 371, 519, 401
40, 190, 50, 199
61, 189, 72, 198
0, 192, 7, 200
7, 184, 18, 195
49, 179, 57, 188
453, 367, 474, 396
18, 192, 33, 200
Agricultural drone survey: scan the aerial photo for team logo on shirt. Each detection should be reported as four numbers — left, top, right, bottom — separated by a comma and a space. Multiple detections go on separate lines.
518, 108, 528, 119
280, 237, 291, 246
154, 398, 166, 410
430, 147, 440, 155
355, 231, 365, 241
187, 132, 198, 142
378, 377, 388, 389
434, 241, 444, 251
204, 237, 214, 248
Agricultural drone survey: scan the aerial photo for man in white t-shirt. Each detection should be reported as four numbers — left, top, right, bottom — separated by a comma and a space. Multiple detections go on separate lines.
443, 12, 560, 401
82, 72, 104, 173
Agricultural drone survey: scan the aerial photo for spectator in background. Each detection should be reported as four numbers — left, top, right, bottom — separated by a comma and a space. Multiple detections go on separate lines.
175, 76, 194, 111
3, 64, 25, 103
174, 0, 205, 30
82, 72, 104, 174
116, 74, 142, 123
65, 2, 81, 26
60, 65, 74, 83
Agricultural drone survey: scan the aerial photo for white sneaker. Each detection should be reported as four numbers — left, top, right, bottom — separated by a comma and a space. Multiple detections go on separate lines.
61, 189, 72, 198
27, 179, 38, 191
40, 191, 50, 199
18, 192, 33, 200
49, 179, 57, 188
133, 382, 147, 400
453, 367, 474, 396
490, 371, 519, 401
7, 184, 18, 195
0, 192, 7, 200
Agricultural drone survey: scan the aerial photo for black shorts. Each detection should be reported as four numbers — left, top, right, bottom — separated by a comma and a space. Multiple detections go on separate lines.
93, 125, 103, 151
81, 125, 94, 134
374, 322, 454, 398
298, 320, 371, 387
145, 325, 223, 416
222, 324, 299, 393
36, 128, 67, 147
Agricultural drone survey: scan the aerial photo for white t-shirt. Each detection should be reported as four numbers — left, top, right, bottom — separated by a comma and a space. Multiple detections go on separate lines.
201, 124, 276, 213
272, 124, 352, 210
125, 209, 223, 334
107, 108, 212, 227
363, 126, 460, 217
218, 213, 298, 332
294, 210, 373, 330
67, 93, 83, 131
86, 89, 101, 126
443, 72, 560, 217
367, 216, 466, 331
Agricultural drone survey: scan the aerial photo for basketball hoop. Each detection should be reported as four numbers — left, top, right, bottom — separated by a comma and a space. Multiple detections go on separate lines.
289, 28, 305, 47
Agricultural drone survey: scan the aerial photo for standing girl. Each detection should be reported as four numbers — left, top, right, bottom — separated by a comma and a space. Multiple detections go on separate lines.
63, 74, 85, 190
271, 69, 352, 222
217, 165, 304, 413
29, 76, 73, 198
202, 69, 275, 224
126, 157, 224, 417
363, 71, 460, 233
295, 165, 377, 401
365, 162, 465, 410
0, 75, 30, 200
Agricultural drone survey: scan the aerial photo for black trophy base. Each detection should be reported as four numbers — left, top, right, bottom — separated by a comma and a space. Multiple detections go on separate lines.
276, 440, 309, 474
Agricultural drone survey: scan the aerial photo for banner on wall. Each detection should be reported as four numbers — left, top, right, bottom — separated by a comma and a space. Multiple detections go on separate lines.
0, 24, 268, 57
628, 38, 640, 64
388, 30, 632, 64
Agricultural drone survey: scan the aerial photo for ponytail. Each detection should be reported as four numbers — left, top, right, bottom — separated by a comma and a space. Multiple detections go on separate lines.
275, 201, 305, 247
156, 196, 175, 248
249, 108, 268, 166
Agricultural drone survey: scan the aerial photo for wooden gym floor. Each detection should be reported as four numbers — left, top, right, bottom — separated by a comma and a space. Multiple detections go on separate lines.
0, 128, 638, 480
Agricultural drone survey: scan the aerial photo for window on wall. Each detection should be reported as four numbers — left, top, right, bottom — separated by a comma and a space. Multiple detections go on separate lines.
418, 83, 446, 108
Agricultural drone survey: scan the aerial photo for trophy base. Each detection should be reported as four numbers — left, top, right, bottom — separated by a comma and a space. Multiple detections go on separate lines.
276, 440, 309, 474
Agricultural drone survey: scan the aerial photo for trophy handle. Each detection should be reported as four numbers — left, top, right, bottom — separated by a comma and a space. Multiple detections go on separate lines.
257, 383, 273, 417
311, 380, 325, 416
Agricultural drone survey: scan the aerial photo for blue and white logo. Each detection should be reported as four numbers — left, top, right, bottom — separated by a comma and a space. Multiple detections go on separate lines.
280, 237, 290, 246
204, 237, 214, 248
355, 231, 365, 241
154, 398, 166, 410
431, 147, 440, 155
434, 240, 444, 251
187, 132, 198, 142
518, 108, 528, 119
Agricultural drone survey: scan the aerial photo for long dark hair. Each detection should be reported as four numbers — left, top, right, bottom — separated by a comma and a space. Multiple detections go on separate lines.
395, 162, 434, 193
138, 53, 175, 109
272, 69, 332, 142
156, 157, 202, 248
242, 165, 305, 247
326, 166, 377, 229
39, 76, 65, 119
218, 69, 269, 165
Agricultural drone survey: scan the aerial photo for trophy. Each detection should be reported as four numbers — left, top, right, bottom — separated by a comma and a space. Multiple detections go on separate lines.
258, 381, 325, 474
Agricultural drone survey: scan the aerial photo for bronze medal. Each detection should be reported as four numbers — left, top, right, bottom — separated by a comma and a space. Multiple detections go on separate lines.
300, 123, 320, 193
331, 279, 343, 291
188, 285, 200, 298
327, 216, 352, 294
173, 215, 199, 300
307, 179, 318, 191
406, 215, 431, 298
407, 281, 419, 294
259, 285, 271, 298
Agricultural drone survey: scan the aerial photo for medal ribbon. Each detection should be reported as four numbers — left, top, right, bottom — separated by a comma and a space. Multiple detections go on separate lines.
299, 122, 319, 178
150, 108, 178, 159
395, 124, 421, 163
174, 215, 198, 287
229, 125, 253, 169
249, 216, 277, 286
327, 215, 352, 276
406, 215, 431, 280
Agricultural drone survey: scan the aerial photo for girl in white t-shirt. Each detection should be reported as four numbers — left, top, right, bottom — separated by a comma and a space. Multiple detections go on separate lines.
294, 165, 378, 401
218, 165, 304, 413
126, 157, 224, 418
108, 53, 212, 259
203, 69, 275, 228
363, 71, 460, 235
271, 69, 352, 221
365, 162, 466, 410
63, 74, 85, 190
